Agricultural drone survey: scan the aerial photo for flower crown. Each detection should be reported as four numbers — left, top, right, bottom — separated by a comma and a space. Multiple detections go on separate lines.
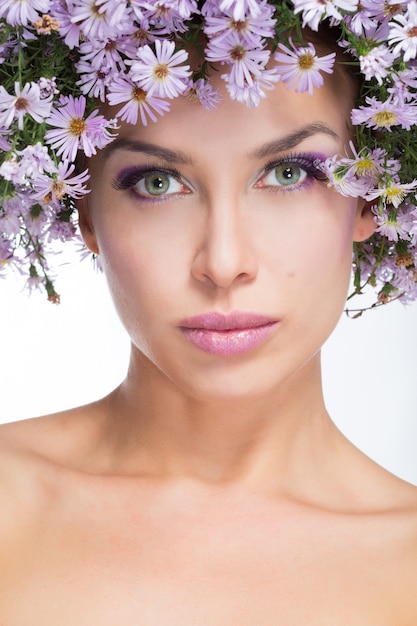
1, 0, 417, 311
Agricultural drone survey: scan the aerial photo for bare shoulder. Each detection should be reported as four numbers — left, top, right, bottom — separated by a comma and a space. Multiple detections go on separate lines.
0, 400, 106, 529
0, 412, 415, 624
374, 474, 417, 621
0, 405, 89, 467
335, 439, 417, 619
0, 396, 109, 468
336, 431, 417, 530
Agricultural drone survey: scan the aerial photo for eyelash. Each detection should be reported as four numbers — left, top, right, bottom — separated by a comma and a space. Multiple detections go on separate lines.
111, 165, 188, 203
257, 153, 328, 193
111, 153, 328, 202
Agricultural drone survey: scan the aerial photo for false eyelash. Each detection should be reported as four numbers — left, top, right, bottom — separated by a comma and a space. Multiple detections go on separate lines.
111, 164, 183, 191
262, 152, 329, 183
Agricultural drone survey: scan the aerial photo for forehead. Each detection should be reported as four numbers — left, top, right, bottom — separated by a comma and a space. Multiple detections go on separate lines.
105, 72, 353, 162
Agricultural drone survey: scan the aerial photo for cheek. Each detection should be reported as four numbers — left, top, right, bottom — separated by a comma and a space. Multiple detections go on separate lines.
299, 219, 353, 272
299, 217, 357, 331
90, 197, 193, 318
264, 194, 357, 302
262, 196, 358, 356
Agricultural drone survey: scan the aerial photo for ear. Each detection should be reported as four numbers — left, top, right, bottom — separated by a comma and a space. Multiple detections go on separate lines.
77, 196, 99, 254
353, 198, 376, 242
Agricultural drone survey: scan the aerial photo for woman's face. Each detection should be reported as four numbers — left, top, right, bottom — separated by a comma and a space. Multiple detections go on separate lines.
81, 72, 374, 401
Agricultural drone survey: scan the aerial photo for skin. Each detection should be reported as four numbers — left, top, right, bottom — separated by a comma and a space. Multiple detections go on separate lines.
0, 69, 416, 624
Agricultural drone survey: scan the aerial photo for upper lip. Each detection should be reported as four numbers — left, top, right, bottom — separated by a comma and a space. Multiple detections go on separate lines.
178, 312, 278, 331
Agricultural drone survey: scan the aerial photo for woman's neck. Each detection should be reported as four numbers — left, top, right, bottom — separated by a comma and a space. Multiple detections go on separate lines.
96, 349, 340, 494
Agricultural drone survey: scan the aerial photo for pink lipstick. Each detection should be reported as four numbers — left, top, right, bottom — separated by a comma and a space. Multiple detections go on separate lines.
178, 312, 279, 356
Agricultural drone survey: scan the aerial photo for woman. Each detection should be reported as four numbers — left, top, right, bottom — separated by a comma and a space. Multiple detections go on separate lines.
0, 0, 416, 622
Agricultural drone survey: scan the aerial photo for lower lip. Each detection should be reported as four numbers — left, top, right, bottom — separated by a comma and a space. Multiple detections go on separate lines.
179, 323, 278, 356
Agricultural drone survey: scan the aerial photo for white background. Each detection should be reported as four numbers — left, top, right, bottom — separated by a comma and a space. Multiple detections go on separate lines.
1, 253, 416, 485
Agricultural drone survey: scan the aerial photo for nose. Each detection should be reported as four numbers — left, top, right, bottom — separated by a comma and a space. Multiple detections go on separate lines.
191, 195, 258, 289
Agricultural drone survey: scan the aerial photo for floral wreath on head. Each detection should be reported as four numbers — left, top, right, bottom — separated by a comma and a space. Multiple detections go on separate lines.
1, 0, 417, 312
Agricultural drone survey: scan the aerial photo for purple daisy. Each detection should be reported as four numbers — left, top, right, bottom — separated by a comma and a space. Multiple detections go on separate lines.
75, 58, 113, 102
359, 45, 396, 85
0, 0, 50, 26
129, 40, 191, 99
184, 79, 222, 110
366, 179, 417, 208
206, 31, 270, 88
34, 161, 90, 203
77, 38, 128, 73
219, 0, 263, 20
387, 68, 417, 102
292, 0, 358, 30
17, 142, 57, 179
351, 96, 417, 130
388, 0, 417, 62
338, 142, 391, 179
373, 205, 414, 241
0, 82, 53, 130
69, 0, 131, 41
107, 76, 171, 125
45, 95, 116, 162
223, 65, 279, 106
203, 1, 276, 46
274, 41, 335, 95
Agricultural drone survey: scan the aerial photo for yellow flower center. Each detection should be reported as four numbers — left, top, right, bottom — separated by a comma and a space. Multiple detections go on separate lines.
42, 192, 52, 204
91, 2, 104, 18
69, 117, 87, 136
52, 181, 67, 200
385, 187, 405, 203
133, 28, 151, 44
230, 45, 245, 61
156, 4, 170, 18
371, 110, 397, 128
232, 20, 247, 32
407, 25, 417, 37
132, 87, 147, 102
186, 87, 199, 102
298, 52, 314, 70
384, 1, 402, 16
355, 157, 375, 175
154, 64, 169, 80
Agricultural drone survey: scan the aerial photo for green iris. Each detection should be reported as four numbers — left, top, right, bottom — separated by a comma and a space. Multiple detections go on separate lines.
143, 173, 170, 195
275, 164, 303, 186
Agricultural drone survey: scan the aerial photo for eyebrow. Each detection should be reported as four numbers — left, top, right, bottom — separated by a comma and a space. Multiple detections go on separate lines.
104, 138, 191, 164
249, 123, 339, 159
104, 122, 339, 164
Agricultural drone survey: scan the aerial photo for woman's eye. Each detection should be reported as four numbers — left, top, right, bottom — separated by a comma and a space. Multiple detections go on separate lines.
112, 167, 190, 200
259, 163, 307, 189
135, 172, 184, 197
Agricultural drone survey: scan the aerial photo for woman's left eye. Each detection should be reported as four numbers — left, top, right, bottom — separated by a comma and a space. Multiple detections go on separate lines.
256, 162, 308, 190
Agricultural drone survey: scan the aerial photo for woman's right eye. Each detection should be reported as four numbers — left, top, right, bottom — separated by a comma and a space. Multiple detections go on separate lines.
135, 172, 185, 197
112, 168, 191, 201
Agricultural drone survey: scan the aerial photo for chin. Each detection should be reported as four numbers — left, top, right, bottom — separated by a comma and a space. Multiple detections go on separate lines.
171, 362, 298, 405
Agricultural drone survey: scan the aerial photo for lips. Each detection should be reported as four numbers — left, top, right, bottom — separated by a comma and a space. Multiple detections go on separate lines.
178, 312, 279, 356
